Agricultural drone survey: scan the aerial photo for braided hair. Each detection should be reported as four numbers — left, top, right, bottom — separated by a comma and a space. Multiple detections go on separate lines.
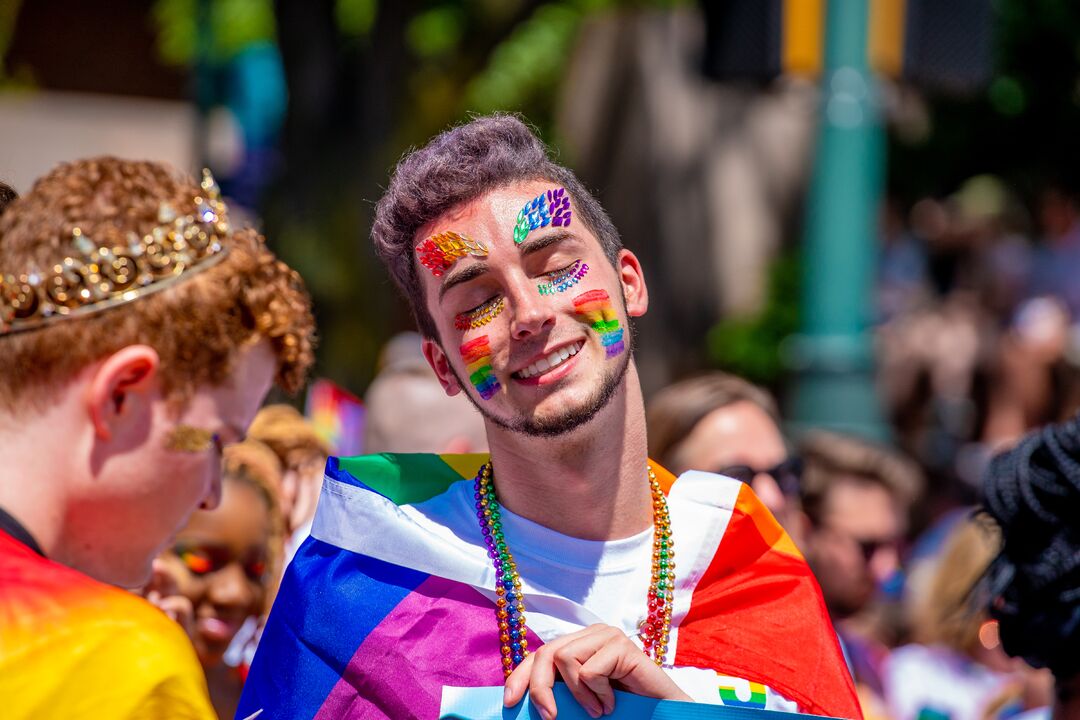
981, 413, 1080, 680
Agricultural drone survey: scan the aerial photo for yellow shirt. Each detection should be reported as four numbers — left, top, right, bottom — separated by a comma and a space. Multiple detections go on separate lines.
0, 529, 217, 719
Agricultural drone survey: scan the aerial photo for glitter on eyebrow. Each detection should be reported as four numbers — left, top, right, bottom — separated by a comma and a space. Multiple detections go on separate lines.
165, 425, 217, 452
416, 231, 489, 277
513, 187, 572, 245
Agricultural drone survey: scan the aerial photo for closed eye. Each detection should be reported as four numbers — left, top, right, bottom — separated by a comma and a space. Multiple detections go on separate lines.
455, 295, 505, 331
537, 259, 587, 296
544, 259, 581, 281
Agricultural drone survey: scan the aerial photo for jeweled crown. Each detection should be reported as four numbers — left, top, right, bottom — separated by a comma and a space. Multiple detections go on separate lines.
0, 169, 231, 336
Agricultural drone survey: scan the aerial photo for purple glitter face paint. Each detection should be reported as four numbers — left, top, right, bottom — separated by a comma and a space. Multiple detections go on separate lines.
513, 188, 572, 245
461, 335, 501, 400
537, 260, 589, 296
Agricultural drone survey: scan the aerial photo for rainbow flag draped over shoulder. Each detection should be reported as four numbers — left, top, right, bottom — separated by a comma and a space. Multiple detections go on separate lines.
238, 454, 860, 720
0, 530, 216, 718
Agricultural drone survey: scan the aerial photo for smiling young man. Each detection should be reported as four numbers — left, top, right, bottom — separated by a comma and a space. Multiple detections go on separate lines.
0, 158, 314, 718
240, 116, 860, 720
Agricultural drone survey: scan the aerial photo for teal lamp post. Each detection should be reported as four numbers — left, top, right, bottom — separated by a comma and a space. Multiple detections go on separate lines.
785, 0, 890, 442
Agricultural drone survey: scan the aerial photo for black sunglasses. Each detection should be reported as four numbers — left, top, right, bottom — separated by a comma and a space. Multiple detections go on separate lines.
716, 457, 803, 496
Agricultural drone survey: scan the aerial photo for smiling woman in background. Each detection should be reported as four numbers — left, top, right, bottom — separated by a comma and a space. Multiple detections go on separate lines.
148, 439, 284, 719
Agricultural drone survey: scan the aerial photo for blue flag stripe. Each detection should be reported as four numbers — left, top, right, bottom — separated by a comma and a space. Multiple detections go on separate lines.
238, 537, 429, 718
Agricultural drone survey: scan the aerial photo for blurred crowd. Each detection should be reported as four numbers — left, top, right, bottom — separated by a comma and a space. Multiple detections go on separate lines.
877, 176, 1080, 507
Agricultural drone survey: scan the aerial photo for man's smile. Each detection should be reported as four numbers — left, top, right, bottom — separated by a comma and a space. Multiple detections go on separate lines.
512, 339, 586, 381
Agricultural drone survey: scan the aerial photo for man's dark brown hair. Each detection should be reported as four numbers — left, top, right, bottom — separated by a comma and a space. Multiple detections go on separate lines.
371, 114, 622, 340
647, 372, 782, 471
798, 431, 924, 526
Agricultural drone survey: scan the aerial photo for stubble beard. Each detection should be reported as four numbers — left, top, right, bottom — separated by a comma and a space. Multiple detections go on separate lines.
448, 322, 634, 438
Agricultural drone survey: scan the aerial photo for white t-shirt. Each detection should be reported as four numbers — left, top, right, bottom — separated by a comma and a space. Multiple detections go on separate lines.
408, 480, 800, 712
884, 644, 1016, 720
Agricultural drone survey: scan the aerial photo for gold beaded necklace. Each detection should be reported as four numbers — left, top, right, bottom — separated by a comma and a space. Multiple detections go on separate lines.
473, 461, 676, 677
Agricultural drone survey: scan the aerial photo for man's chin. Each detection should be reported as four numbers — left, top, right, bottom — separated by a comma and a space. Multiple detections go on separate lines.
489, 358, 629, 437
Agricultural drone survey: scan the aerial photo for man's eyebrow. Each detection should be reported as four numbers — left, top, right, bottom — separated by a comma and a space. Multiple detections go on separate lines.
439, 260, 490, 301
517, 229, 576, 257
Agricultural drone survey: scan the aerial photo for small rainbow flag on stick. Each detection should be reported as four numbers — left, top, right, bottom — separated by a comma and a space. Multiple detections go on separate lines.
460, 336, 500, 400
572, 290, 625, 358
305, 379, 365, 456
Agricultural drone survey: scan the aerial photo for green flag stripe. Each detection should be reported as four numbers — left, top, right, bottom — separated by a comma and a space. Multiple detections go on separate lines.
337, 453, 481, 506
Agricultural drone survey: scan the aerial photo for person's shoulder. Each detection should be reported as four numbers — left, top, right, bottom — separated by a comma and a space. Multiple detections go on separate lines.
5, 553, 194, 659
0, 548, 215, 719
668, 469, 750, 509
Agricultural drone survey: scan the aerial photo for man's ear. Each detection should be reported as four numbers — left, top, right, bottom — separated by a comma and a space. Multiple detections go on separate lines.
422, 337, 463, 396
617, 249, 649, 318
86, 345, 161, 441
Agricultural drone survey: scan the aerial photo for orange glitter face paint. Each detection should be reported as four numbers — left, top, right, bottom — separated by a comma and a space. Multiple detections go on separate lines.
455, 296, 505, 331
572, 289, 625, 358
415, 231, 488, 277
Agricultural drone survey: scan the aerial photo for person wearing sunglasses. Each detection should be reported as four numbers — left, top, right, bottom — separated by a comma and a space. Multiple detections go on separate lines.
647, 372, 800, 528
148, 439, 285, 720
796, 430, 924, 719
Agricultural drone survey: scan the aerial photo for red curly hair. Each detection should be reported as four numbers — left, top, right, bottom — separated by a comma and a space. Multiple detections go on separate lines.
0, 157, 316, 413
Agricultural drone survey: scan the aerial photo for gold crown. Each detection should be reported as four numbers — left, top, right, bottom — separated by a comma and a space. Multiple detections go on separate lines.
0, 169, 231, 336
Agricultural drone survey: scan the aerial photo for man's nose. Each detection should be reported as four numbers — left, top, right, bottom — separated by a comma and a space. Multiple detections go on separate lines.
208, 562, 257, 608
869, 543, 899, 584
751, 473, 787, 517
508, 275, 556, 340
199, 461, 223, 511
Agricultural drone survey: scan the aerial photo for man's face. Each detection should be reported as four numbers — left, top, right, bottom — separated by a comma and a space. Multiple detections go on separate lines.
68, 342, 276, 588
670, 401, 790, 516
418, 181, 647, 436
159, 478, 272, 667
805, 477, 904, 619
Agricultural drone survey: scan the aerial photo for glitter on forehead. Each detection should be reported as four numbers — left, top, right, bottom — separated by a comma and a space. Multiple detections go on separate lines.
415, 231, 489, 277
513, 187, 572, 245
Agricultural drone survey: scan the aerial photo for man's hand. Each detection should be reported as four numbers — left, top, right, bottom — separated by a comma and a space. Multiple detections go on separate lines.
502, 624, 692, 719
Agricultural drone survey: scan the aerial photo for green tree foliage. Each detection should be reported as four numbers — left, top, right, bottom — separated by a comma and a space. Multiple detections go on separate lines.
706, 252, 801, 388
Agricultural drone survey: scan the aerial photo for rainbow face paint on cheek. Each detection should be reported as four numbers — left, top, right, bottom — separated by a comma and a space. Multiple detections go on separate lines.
415, 231, 488, 277
513, 187, 572, 245
460, 335, 501, 400
537, 260, 589, 296
573, 289, 625, 358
